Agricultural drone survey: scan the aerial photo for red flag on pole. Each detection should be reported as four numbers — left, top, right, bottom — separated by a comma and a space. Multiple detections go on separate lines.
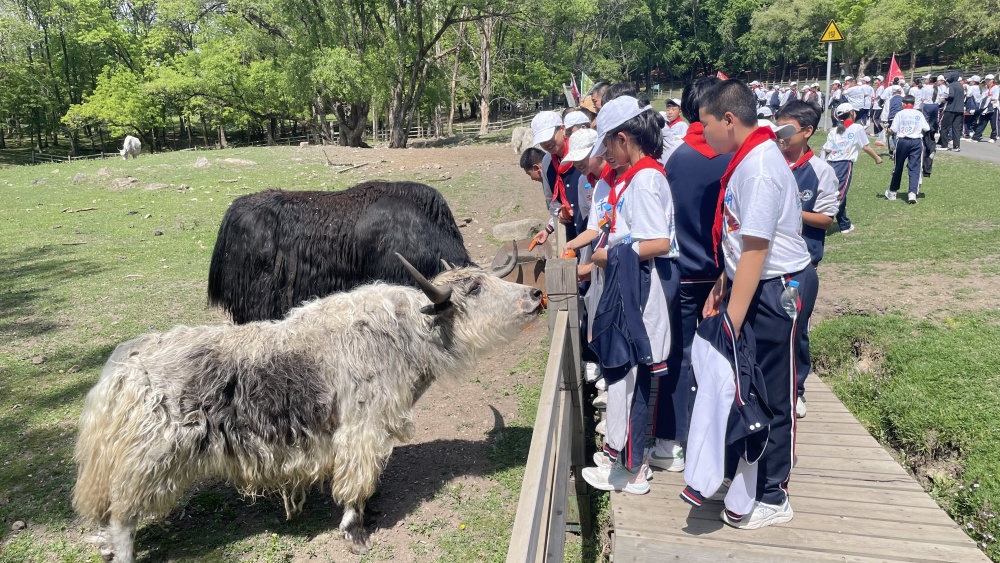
570, 76, 581, 104
886, 54, 904, 85
717, 71, 729, 80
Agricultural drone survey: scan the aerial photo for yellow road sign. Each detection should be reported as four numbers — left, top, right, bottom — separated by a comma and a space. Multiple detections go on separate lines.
820, 20, 845, 42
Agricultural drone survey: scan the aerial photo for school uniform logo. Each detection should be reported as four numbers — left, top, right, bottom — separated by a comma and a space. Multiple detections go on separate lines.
800, 190, 814, 203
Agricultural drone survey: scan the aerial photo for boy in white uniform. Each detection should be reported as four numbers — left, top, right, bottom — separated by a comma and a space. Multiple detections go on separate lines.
700, 79, 818, 529
885, 95, 930, 204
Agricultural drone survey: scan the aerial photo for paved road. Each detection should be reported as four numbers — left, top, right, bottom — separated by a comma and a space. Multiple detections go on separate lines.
938, 138, 1000, 165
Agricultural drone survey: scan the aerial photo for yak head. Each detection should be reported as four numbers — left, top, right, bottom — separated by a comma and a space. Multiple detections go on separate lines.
396, 248, 542, 351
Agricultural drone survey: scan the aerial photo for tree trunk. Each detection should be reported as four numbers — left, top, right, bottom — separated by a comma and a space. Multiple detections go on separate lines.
266, 118, 276, 145
909, 51, 917, 82
200, 116, 209, 148
335, 101, 371, 147
217, 125, 227, 148
447, 18, 467, 136
477, 16, 494, 136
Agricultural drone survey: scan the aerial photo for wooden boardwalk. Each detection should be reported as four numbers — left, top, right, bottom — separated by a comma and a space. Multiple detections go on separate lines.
610, 378, 991, 562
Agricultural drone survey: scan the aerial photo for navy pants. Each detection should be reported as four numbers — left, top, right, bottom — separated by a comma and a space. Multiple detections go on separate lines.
889, 137, 923, 196
795, 266, 819, 398
973, 111, 997, 141
873, 109, 883, 134
923, 106, 940, 135
649, 259, 687, 443
828, 160, 854, 231
741, 267, 819, 506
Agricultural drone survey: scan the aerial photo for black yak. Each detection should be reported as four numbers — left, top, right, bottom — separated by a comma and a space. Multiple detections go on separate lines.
208, 181, 492, 324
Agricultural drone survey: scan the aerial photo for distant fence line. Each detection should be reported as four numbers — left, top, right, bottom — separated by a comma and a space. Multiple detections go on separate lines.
2, 114, 536, 166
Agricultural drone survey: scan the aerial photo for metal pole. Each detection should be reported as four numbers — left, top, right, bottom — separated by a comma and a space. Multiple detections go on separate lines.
825, 41, 833, 131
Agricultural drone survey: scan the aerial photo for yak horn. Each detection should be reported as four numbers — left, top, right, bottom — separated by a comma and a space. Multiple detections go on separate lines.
396, 253, 452, 305
440, 259, 453, 270
493, 242, 518, 278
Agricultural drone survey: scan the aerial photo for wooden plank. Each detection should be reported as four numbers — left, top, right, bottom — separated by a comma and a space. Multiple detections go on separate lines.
613, 530, 987, 563
614, 515, 987, 563
506, 311, 567, 563
622, 488, 964, 527
792, 432, 886, 448
795, 443, 899, 461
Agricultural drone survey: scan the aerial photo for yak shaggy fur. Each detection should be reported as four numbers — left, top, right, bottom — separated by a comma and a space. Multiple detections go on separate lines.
73, 265, 542, 561
207, 181, 474, 324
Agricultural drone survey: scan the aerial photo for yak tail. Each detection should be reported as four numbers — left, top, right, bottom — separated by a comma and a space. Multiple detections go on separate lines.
72, 338, 146, 525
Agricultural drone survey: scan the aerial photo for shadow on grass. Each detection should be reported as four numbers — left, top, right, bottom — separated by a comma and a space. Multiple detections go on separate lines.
0, 246, 108, 343
74, 410, 534, 560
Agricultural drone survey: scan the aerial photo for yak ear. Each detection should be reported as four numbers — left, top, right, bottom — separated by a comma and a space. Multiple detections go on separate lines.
420, 302, 454, 316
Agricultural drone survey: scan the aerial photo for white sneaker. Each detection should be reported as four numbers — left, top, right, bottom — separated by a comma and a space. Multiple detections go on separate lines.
884, 189, 896, 201
908, 192, 917, 205
595, 419, 607, 435
593, 452, 653, 479
581, 461, 650, 495
989, 139, 996, 143
584, 362, 600, 383
592, 391, 608, 409
595, 377, 607, 391
796, 397, 807, 419
645, 440, 685, 472
721, 498, 794, 529
841, 224, 855, 234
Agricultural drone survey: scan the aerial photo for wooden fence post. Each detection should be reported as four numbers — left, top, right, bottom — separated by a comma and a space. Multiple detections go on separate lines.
544, 231, 591, 538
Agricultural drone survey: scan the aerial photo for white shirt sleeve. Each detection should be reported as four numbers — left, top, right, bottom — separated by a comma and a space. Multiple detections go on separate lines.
625, 172, 671, 242
853, 124, 870, 148
577, 175, 593, 226
813, 162, 841, 216
735, 174, 781, 242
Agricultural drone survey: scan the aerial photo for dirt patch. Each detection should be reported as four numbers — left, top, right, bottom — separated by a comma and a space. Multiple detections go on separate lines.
108, 176, 139, 190
814, 261, 1000, 323
219, 158, 257, 165
144, 183, 170, 191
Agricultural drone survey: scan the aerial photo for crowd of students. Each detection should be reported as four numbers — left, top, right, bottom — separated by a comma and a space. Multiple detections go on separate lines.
516, 77, 887, 531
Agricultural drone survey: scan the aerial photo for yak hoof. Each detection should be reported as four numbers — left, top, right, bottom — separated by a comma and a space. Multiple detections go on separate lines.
343, 528, 370, 555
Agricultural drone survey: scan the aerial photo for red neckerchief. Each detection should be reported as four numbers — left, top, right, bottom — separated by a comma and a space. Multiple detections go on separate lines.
843, 119, 854, 128
668, 116, 683, 128
683, 122, 720, 159
550, 140, 574, 209
587, 163, 612, 187
712, 126, 777, 266
608, 156, 665, 233
788, 148, 814, 170
903, 104, 914, 109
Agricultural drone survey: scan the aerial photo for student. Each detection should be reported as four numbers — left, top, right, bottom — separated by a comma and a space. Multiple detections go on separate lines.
939, 71, 965, 151
589, 82, 611, 112
775, 101, 839, 419
519, 147, 545, 183
564, 108, 596, 137
665, 98, 689, 138
561, 128, 608, 273
651, 77, 732, 471
880, 85, 904, 158
529, 111, 584, 247
699, 79, 818, 529
581, 95, 678, 495
885, 95, 930, 204
823, 102, 883, 234
828, 80, 842, 127
973, 75, 998, 142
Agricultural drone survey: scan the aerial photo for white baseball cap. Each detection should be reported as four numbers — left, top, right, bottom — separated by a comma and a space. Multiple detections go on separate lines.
790, 81, 797, 86
923, 74, 933, 80
891, 85, 902, 93
590, 96, 654, 157
836, 102, 855, 115
666, 98, 681, 107
758, 119, 797, 140
860, 76, 871, 83
971, 75, 982, 83
751, 80, 760, 86
531, 111, 563, 145
757, 106, 773, 117
563, 111, 591, 129
987, 74, 996, 80
937, 75, 946, 81
564, 128, 599, 163
832, 79, 841, 85
812, 82, 820, 88
845, 75, 854, 82
876, 75, 884, 81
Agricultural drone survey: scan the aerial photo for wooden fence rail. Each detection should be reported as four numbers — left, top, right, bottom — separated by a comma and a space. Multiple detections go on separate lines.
507, 232, 590, 563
